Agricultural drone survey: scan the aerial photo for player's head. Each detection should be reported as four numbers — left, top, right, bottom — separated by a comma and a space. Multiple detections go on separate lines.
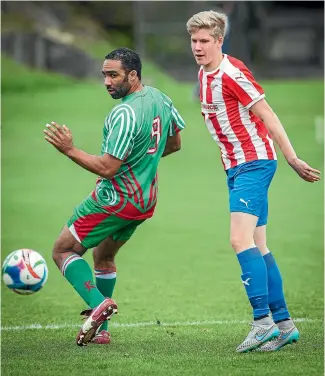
102, 48, 142, 99
186, 11, 227, 67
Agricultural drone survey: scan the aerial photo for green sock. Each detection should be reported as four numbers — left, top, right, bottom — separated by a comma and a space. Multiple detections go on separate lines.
95, 267, 117, 331
62, 254, 105, 308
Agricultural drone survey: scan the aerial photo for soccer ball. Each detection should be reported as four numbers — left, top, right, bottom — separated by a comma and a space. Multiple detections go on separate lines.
2, 249, 48, 295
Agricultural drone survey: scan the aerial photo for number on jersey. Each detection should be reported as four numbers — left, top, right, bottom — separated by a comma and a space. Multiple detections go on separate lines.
147, 116, 161, 154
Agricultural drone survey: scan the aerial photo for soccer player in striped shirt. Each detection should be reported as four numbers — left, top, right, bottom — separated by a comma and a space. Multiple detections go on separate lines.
43, 48, 185, 346
186, 11, 321, 352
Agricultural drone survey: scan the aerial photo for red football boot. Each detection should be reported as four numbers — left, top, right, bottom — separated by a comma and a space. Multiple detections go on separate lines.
76, 298, 117, 346
91, 330, 111, 344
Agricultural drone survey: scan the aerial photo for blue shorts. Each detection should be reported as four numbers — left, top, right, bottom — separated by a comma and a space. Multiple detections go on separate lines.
226, 160, 277, 227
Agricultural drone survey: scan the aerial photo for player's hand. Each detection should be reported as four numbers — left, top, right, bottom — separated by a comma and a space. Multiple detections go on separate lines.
288, 158, 321, 183
44, 121, 73, 155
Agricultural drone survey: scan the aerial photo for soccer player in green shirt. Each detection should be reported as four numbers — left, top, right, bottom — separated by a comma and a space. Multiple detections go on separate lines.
44, 48, 185, 346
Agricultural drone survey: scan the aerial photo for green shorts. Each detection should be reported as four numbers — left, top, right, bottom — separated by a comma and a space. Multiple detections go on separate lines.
67, 195, 145, 249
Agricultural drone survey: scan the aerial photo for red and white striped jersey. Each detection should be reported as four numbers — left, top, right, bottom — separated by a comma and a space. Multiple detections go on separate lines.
199, 54, 276, 170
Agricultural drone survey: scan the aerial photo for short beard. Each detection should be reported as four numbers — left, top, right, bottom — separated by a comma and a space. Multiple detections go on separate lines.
110, 87, 128, 99
110, 76, 131, 99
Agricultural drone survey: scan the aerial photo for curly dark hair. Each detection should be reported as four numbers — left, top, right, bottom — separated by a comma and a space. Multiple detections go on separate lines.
105, 47, 142, 80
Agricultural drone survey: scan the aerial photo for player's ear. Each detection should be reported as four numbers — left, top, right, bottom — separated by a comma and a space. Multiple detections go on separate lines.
217, 36, 223, 47
129, 70, 138, 82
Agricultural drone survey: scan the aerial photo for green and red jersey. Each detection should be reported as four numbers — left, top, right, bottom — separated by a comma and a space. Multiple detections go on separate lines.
92, 86, 185, 219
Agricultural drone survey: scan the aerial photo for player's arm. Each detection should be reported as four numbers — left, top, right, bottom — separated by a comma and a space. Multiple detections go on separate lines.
227, 68, 321, 182
65, 148, 122, 179
250, 99, 320, 182
44, 122, 122, 179
162, 133, 181, 157
162, 100, 185, 158
251, 99, 297, 162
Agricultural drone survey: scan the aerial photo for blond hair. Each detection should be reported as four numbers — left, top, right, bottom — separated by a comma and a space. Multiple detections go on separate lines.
186, 10, 228, 39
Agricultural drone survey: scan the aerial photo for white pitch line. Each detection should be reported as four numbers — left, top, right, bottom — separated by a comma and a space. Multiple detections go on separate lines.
0, 318, 320, 331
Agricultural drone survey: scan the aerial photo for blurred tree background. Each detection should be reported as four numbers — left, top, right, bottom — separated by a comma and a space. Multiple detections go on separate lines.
1, 1, 324, 81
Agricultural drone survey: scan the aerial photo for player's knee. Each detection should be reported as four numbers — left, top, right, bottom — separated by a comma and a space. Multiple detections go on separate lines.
51, 236, 70, 266
52, 235, 65, 261
253, 234, 268, 254
230, 234, 254, 253
52, 244, 61, 266
253, 236, 262, 248
230, 235, 240, 252
255, 242, 269, 255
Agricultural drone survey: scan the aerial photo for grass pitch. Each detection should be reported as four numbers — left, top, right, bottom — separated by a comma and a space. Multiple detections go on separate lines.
1, 58, 324, 375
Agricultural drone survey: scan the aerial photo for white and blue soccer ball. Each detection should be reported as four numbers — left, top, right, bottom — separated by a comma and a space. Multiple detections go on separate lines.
2, 249, 48, 295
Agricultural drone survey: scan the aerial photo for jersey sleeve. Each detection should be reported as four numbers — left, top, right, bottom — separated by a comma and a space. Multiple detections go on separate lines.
102, 104, 136, 160
169, 104, 186, 136
161, 93, 186, 136
226, 67, 265, 109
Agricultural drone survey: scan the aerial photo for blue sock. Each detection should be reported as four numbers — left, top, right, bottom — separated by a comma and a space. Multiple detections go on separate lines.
237, 247, 269, 320
263, 252, 290, 323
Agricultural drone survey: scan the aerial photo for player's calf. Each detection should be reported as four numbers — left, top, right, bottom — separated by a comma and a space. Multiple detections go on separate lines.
93, 236, 124, 332
53, 226, 107, 312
